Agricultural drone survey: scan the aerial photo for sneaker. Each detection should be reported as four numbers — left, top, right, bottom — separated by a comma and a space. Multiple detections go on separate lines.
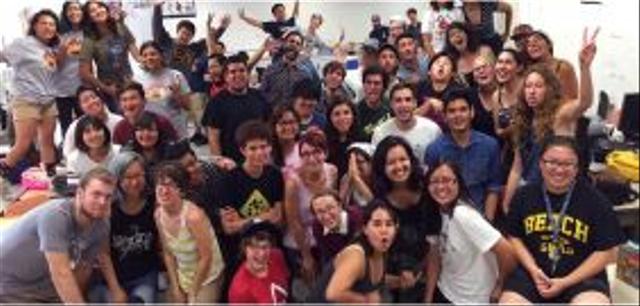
190, 132, 208, 146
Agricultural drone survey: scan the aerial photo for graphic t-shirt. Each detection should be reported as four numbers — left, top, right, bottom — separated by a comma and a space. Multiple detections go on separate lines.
506, 178, 626, 279
221, 165, 284, 219
80, 24, 135, 88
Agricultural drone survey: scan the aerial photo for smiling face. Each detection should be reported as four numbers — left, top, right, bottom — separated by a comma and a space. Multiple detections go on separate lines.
241, 139, 272, 168
330, 103, 354, 136
119, 89, 145, 121
82, 125, 106, 150
324, 69, 345, 90
275, 111, 299, 142
524, 72, 547, 109
244, 236, 272, 274
444, 98, 473, 133
78, 178, 115, 220
224, 62, 249, 93
311, 194, 342, 230
33, 14, 58, 43
87, 2, 109, 24
120, 160, 145, 198
78, 89, 104, 117
176, 27, 194, 46
155, 177, 182, 208
390, 88, 416, 124
65, 2, 83, 25
495, 51, 519, 84
141, 46, 164, 71
293, 97, 317, 120
427, 164, 460, 210
540, 145, 579, 194
135, 124, 159, 150
363, 207, 397, 253
300, 142, 326, 170
385, 145, 412, 184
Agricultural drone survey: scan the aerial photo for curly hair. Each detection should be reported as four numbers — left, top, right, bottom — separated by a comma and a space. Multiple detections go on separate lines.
512, 64, 563, 145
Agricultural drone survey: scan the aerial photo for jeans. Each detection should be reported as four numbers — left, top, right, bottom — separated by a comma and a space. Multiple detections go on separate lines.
88, 270, 158, 303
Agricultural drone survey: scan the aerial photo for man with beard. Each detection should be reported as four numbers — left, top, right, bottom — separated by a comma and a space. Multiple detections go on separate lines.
260, 31, 320, 108
371, 83, 441, 163
0, 168, 117, 303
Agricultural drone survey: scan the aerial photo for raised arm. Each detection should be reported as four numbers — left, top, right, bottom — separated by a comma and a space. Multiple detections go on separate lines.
497, 1, 513, 41
247, 38, 271, 72
291, 0, 300, 19
152, 3, 173, 47
238, 8, 263, 29
559, 28, 599, 123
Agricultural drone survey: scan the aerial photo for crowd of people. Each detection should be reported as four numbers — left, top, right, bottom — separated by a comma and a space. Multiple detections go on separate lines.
0, 0, 628, 304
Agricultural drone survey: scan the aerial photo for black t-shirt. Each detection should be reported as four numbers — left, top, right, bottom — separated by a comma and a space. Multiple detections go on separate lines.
262, 17, 296, 39
386, 194, 441, 274
201, 89, 271, 163
469, 86, 498, 139
506, 178, 626, 279
110, 199, 160, 283
220, 165, 284, 218
415, 79, 465, 128
186, 161, 226, 225
356, 99, 391, 142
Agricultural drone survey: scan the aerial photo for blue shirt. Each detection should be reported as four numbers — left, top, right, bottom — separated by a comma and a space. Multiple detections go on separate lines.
425, 130, 502, 209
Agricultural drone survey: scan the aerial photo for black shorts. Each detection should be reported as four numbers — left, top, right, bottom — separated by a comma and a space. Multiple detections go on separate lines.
503, 265, 611, 303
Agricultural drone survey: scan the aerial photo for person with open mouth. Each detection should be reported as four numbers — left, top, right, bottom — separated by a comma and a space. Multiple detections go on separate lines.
307, 199, 398, 304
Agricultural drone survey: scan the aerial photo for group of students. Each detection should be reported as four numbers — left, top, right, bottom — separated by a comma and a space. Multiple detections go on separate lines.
0, 0, 630, 304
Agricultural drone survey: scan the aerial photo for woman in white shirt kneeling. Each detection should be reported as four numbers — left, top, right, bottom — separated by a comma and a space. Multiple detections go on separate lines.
424, 160, 516, 304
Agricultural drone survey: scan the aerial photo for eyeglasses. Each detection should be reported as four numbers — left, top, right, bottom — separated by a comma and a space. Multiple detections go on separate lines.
429, 177, 458, 186
541, 159, 577, 170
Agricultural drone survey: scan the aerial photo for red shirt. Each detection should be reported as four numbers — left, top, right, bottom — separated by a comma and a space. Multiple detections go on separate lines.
228, 248, 290, 304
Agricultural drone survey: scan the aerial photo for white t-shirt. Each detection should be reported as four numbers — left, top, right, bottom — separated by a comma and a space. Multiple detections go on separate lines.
371, 116, 441, 162
67, 145, 120, 177
61, 111, 123, 156
436, 203, 501, 304
134, 68, 191, 139
422, 7, 465, 53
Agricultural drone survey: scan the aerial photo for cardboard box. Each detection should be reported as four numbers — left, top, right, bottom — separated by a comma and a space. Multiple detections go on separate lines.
617, 241, 639, 289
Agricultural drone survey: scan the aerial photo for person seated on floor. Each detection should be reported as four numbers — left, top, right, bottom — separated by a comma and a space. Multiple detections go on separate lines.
62, 85, 123, 157
310, 190, 362, 265
228, 220, 290, 304
0, 168, 117, 303
67, 116, 120, 176
499, 136, 626, 305
88, 152, 160, 303
122, 112, 171, 168
112, 82, 178, 146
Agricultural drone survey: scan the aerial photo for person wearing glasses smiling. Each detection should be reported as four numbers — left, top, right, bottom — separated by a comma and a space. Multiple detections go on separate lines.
154, 162, 225, 303
500, 136, 625, 304
424, 160, 515, 304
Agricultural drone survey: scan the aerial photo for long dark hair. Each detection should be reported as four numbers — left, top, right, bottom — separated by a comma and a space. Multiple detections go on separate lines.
424, 160, 475, 215
372, 136, 423, 198
28, 9, 61, 47
325, 97, 360, 155
128, 112, 168, 158
59, 1, 82, 34
353, 199, 399, 257
269, 104, 300, 167
82, 1, 119, 39
444, 22, 479, 61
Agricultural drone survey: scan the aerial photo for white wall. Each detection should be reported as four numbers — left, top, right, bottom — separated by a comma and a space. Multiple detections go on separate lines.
1, 0, 638, 112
